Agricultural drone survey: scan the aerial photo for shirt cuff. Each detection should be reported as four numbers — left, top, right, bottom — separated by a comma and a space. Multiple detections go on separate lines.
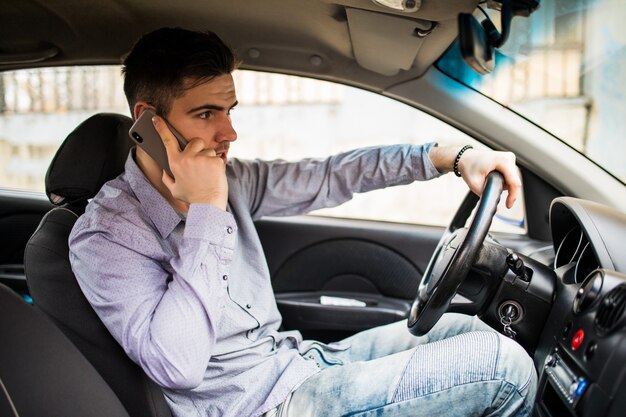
412, 142, 443, 180
184, 204, 238, 248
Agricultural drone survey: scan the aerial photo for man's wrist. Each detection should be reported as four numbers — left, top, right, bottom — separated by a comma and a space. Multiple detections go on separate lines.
187, 193, 228, 211
428, 145, 465, 174
453, 145, 473, 177
189, 200, 227, 212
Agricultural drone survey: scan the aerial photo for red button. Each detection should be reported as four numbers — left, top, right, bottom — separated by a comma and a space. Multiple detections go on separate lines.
572, 329, 585, 351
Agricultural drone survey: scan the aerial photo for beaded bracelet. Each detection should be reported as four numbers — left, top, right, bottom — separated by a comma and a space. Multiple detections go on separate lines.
453, 145, 473, 177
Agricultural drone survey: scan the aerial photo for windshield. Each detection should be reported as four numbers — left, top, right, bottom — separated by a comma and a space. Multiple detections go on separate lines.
437, 0, 626, 183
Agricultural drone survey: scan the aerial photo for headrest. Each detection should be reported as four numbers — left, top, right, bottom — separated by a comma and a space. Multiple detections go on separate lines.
45, 113, 134, 205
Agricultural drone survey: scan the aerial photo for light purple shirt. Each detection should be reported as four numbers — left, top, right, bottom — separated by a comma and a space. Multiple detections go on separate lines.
69, 143, 440, 417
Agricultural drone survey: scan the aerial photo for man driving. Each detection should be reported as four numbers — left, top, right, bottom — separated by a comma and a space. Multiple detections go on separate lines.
69, 27, 536, 417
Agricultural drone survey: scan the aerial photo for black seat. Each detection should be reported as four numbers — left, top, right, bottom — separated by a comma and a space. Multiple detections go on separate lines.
23, 113, 172, 417
0, 283, 129, 417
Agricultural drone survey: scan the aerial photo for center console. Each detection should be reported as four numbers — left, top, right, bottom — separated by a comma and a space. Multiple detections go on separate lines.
535, 269, 626, 417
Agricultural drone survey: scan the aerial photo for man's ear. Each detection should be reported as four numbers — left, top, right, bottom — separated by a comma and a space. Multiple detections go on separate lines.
133, 102, 153, 121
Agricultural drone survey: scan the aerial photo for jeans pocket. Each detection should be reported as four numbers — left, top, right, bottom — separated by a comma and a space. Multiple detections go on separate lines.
301, 342, 345, 369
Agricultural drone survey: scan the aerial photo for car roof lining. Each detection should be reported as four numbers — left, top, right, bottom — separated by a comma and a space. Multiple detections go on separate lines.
0, 0, 478, 91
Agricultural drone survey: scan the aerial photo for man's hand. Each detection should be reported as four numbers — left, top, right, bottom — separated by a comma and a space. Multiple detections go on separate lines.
153, 116, 228, 210
430, 145, 521, 209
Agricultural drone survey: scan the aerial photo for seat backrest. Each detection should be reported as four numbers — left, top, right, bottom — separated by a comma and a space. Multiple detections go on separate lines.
23, 113, 171, 417
0, 283, 130, 417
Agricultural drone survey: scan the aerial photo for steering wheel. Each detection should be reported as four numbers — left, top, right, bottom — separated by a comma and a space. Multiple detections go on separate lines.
407, 171, 504, 336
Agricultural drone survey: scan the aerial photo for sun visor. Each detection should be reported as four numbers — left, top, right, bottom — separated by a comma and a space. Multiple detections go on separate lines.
346, 8, 435, 76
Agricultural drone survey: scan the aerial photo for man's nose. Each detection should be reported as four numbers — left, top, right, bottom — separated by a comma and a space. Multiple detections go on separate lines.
216, 115, 237, 142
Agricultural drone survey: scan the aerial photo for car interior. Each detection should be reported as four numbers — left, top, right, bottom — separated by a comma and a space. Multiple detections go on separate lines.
1, 1, 626, 417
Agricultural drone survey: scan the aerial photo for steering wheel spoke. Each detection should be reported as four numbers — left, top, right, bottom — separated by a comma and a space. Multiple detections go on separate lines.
448, 292, 475, 314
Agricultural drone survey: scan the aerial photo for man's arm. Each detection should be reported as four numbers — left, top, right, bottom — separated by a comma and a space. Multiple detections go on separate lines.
69, 204, 235, 390
232, 143, 441, 220
231, 143, 521, 219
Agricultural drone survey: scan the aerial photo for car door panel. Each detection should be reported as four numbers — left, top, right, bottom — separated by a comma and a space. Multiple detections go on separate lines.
256, 215, 441, 340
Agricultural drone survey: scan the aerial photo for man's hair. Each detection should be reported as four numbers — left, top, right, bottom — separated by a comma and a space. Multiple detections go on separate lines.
122, 27, 239, 116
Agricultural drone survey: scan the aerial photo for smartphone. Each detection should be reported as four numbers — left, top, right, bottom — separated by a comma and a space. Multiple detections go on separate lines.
128, 109, 188, 178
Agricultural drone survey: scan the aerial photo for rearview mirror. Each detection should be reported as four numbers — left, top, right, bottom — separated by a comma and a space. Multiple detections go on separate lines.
457, 0, 540, 75
458, 13, 494, 75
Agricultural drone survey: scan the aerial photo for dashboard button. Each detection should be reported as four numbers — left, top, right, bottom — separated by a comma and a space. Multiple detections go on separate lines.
572, 329, 585, 351
575, 379, 588, 397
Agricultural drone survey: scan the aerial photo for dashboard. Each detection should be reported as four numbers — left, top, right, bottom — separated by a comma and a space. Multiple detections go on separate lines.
533, 197, 626, 417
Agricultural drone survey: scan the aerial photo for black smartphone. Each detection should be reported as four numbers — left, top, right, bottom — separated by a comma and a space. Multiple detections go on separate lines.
128, 108, 188, 178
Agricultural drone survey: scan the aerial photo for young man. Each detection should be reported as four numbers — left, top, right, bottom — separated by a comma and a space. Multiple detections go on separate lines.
69, 27, 536, 417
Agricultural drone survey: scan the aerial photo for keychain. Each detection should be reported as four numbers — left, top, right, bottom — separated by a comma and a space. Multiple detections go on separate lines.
500, 304, 518, 339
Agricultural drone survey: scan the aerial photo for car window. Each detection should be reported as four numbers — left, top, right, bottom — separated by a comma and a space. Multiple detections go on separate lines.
0, 66, 129, 191
0, 66, 525, 233
231, 71, 525, 233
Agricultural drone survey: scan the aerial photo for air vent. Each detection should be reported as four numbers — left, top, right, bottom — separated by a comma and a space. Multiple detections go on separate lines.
596, 285, 626, 333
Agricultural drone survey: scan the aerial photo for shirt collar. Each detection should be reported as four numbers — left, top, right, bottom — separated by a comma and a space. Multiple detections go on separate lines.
123, 149, 183, 239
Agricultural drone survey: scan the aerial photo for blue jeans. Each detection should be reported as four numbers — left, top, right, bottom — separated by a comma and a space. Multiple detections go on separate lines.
268, 313, 536, 417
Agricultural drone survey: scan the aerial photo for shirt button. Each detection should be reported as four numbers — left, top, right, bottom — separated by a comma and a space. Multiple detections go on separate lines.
222, 275, 228, 281
246, 304, 252, 309
226, 226, 233, 234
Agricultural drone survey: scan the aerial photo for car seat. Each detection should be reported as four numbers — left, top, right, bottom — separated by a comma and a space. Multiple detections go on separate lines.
0, 283, 130, 417
23, 113, 172, 417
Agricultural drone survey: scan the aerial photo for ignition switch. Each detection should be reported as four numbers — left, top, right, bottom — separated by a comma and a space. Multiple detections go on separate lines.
498, 300, 523, 339
498, 300, 523, 324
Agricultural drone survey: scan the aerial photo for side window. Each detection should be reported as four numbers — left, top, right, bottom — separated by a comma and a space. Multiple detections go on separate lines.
0, 67, 524, 233
231, 71, 526, 234
0, 66, 129, 191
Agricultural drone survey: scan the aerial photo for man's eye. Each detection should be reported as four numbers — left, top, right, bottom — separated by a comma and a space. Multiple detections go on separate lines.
198, 112, 212, 119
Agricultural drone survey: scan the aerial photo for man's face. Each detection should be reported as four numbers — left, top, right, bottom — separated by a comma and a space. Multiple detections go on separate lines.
165, 73, 238, 163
